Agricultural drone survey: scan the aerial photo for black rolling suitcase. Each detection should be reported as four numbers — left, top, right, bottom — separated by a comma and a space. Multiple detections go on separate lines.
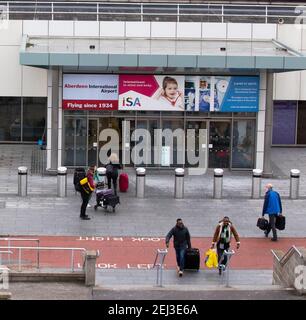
275, 215, 286, 230
184, 248, 200, 271
257, 217, 269, 231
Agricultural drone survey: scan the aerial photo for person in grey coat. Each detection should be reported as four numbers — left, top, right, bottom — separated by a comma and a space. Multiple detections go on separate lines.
165, 218, 191, 277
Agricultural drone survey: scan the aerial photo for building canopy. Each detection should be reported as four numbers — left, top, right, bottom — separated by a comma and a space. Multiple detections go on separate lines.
20, 36, 306, 73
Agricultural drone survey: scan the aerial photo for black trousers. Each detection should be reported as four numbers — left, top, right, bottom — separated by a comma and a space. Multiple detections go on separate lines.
107, 173, 118, 195
266, 214, 277, 240
80, 189, 91, 217
217, 242, 230, 267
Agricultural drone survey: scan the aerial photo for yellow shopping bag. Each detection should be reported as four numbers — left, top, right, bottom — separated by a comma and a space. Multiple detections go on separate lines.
204, 249, 218, 268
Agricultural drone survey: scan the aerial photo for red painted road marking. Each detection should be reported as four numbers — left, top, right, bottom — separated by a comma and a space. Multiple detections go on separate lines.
1, 236, 306, 270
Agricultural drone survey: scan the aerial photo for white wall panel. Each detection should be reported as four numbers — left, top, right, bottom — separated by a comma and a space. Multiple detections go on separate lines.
23, 20, 48, 36
49, 21, 74, 37
274, 72, 300, 101
0, 20, 22, 45
0, 46, 21, 96
227, 23, 252, 39
177, 22, 201, 38
74, 21, 99, 37
202, 23, 226, 39
126, 22, 150, 38
22, 66, 48, 97
252, 24, 276, 40
100, 22, 125, 37
277, 24, 302, 51
151, 22, 176, 38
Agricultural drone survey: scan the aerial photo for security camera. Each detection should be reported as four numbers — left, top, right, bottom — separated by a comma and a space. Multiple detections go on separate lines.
278, 18, 285, 24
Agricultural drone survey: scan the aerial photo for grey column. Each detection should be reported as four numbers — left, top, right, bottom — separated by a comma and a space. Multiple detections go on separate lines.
84, 250, 99, 286
174, 168, 184, 199
18, 166, 28, 197
136, 168, 146, 198
252, 169, 263, 199
97, 167, 106, 184
213, 168, 223, 199
57, 166, 67, 197
290, 169, 300, 199
263, 72, 274, 177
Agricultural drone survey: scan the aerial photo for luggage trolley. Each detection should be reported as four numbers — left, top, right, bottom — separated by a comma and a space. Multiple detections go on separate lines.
218, 249, 235, 287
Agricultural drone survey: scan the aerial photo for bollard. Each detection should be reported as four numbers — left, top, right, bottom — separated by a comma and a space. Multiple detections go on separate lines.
136, 167, 146, 198
252, 169, 263, 199
97, 167, 106, 184
18, 166, 28, 196
290, 169, 300, 199
84, 250, 99, 286
57, 166, 67, 197
213, 168, 223, 199
174, 168, 184, 199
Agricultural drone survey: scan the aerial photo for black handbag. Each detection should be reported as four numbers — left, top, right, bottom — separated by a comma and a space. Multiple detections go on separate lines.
257, 217, 269, 231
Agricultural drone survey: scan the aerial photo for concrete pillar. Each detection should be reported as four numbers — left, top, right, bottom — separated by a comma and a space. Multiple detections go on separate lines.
84, 250, 99, 287
213, 168, 223, 199
136, 168, 146, 198
174, 168, 184, 199
18, 166, 28, 197
290, 169, 300, 199
252, 169, 263, 199
57, 166, 67, 197
263, 72, 274, 177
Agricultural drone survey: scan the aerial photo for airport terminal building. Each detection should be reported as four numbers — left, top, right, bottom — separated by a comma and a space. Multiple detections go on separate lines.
1, 1, 306, 175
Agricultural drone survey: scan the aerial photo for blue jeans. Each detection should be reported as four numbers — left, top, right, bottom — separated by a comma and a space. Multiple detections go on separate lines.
175, 247, 186, 271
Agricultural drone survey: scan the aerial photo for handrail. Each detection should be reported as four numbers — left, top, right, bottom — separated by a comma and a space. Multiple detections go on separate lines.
271, 245, 303, 266
0, 237, 40, 267
0, 246, 86, 272
0, 1, 303, 23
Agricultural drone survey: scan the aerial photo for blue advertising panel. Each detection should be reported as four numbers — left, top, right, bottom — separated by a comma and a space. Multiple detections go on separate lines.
214, 76, 259, 112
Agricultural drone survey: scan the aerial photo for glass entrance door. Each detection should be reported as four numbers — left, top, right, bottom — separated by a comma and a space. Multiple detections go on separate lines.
186, 121, 208, 170
88, 119, 99, 166
209, 121, 231, 168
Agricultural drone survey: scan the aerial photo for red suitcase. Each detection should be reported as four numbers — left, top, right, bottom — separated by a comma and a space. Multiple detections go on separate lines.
119, 173, 129, 192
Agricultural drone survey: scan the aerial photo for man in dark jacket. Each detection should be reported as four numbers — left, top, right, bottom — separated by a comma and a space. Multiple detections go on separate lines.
165, 218, 191, 277
262, 183, 282, 241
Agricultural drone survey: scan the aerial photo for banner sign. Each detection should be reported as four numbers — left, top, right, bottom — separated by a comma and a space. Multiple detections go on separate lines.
62, 74, 119, 110
185, 76, 259, 112
63, 74, 258, 112
118, 75, 185, 111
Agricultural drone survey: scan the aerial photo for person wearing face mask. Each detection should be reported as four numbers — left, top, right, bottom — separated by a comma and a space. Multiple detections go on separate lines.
165, 218, 191, 277
211, 216, 240, 275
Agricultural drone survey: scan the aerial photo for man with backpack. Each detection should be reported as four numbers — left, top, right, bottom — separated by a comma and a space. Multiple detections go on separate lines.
106, 153, 121, 195
76, 166, 95, 220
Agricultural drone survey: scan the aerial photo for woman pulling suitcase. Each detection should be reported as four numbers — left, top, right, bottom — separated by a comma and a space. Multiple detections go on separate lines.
106, 153, 122, 195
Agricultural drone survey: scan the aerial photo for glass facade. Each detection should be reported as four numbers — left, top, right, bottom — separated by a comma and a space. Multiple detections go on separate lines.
0, 97, 47, 142
272, 101, 306, 145
63, 110, 256, 170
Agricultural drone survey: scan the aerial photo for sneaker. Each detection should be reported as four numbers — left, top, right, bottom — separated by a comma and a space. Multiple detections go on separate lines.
264, 231, 269, 238
179, 271, 183, 277
271, 238, 278, 242
87, 204, 91, 208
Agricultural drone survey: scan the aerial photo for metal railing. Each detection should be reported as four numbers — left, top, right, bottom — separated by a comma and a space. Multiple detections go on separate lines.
0, 1, 304, 24
271, 245, 303, 266
0, 238, 40, 266
219, 249, 235, 287
0, 246, 86, 272
153, 248, 167, 287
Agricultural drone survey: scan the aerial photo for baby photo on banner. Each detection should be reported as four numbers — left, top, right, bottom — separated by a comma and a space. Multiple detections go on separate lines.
118, 75, 185, 111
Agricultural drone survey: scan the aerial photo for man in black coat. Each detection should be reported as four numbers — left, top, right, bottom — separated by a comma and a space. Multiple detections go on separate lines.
165, 218, 191, 277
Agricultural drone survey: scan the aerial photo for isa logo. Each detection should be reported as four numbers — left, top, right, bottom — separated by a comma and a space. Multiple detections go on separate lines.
122, 97, 141, 108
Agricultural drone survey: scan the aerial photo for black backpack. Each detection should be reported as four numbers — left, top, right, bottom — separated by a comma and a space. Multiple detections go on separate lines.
73, 168, 86, 192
